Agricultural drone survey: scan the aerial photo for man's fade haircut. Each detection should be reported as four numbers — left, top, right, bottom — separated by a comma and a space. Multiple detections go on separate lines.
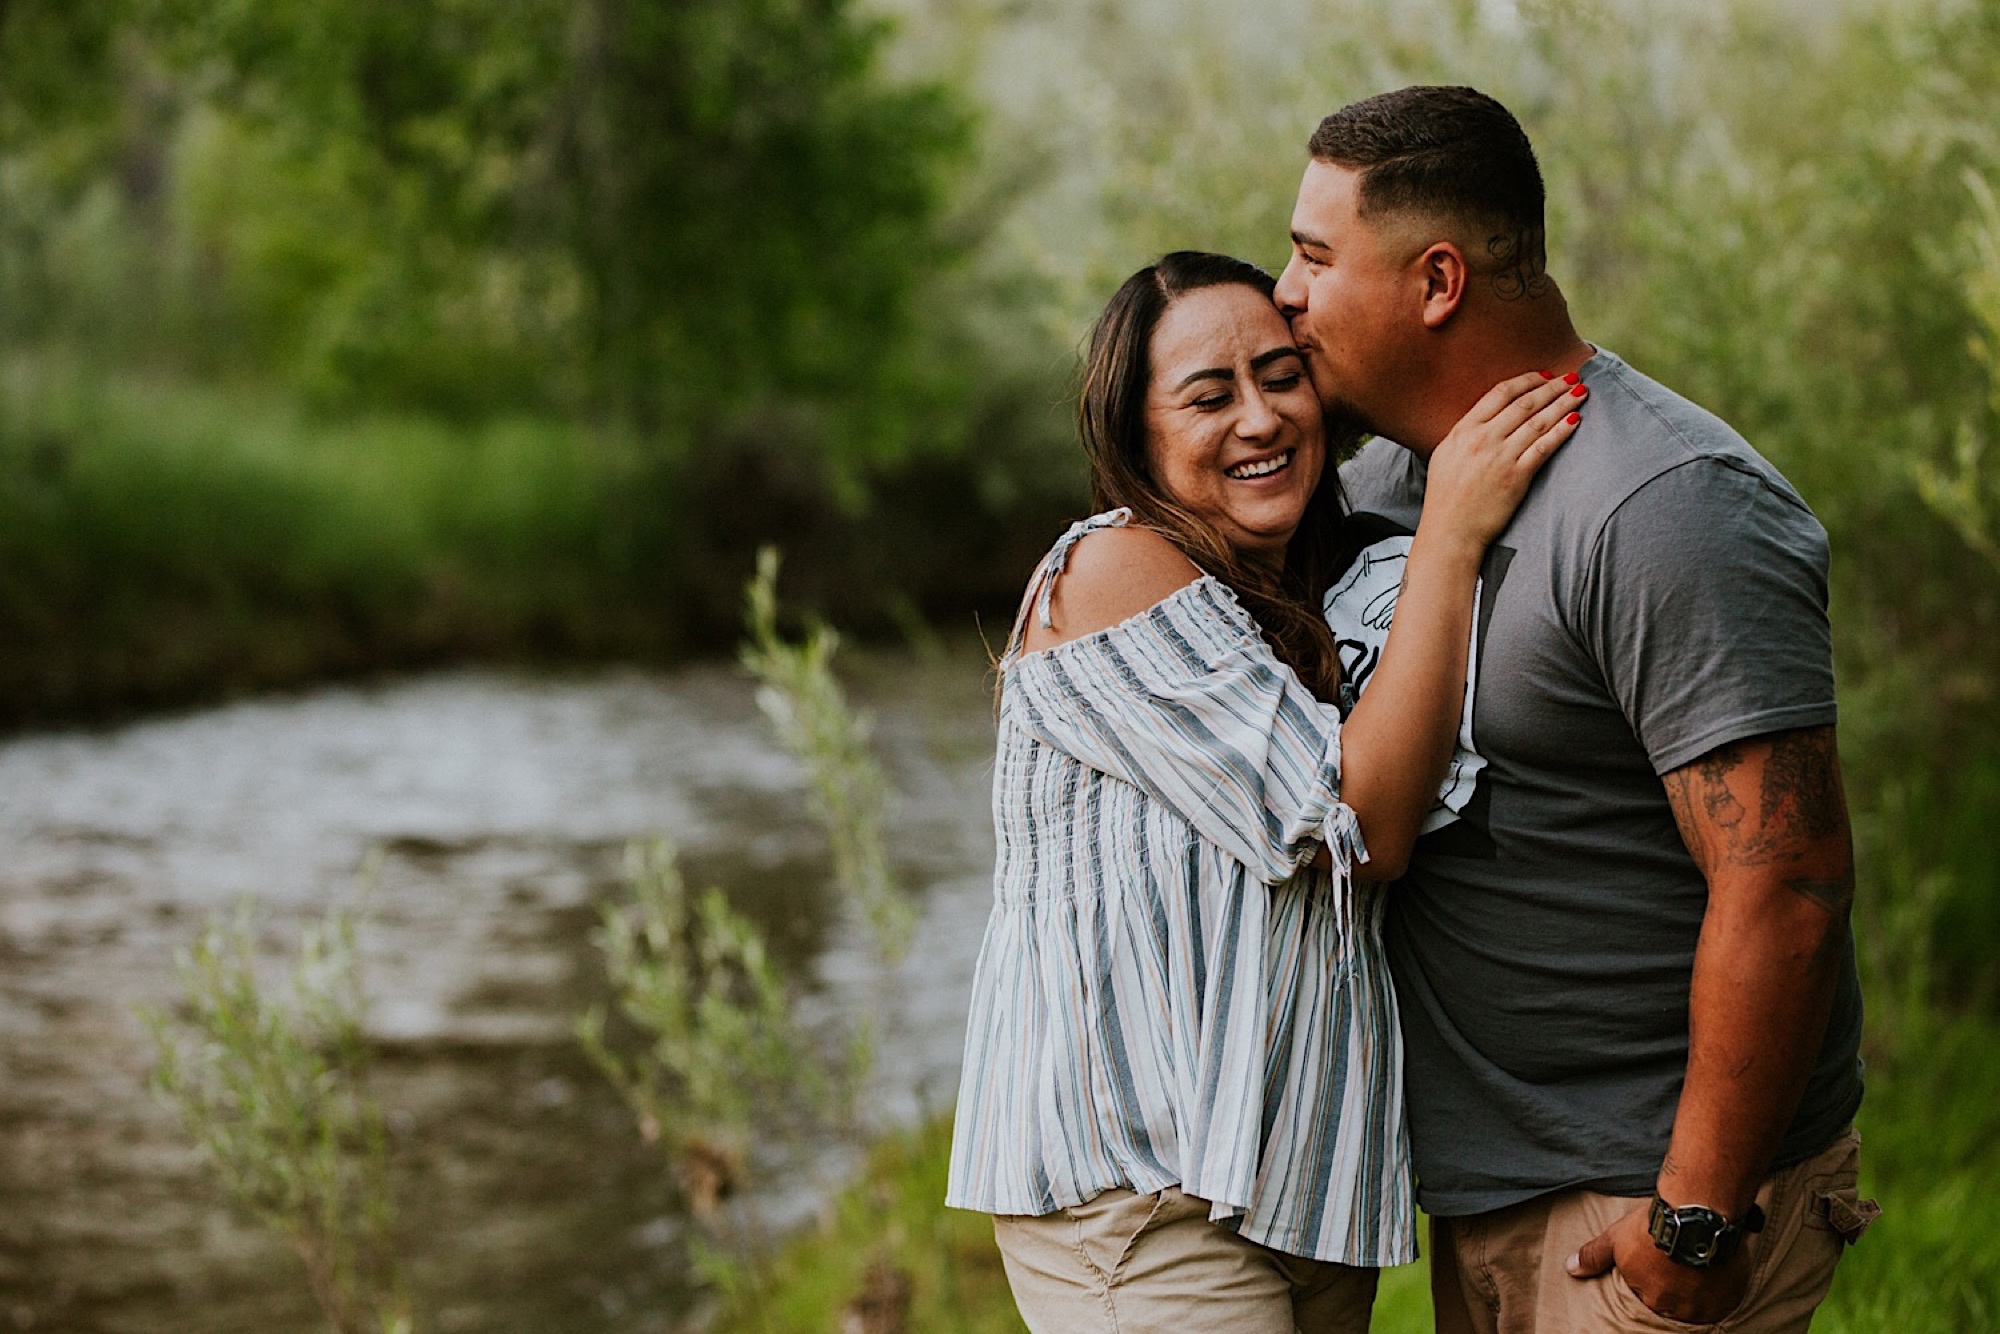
1308, 85, 1548, 300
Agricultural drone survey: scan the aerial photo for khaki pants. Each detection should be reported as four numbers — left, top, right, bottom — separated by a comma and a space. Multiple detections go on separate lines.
1431, 1128, 1877, 1333
993, 1186, 1379, 1333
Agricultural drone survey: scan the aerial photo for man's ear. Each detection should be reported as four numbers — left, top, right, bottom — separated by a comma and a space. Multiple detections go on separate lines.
1416, 241, 1469, 330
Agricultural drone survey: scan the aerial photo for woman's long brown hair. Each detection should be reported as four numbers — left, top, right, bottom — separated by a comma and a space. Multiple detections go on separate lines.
1079, 251, 1355, 703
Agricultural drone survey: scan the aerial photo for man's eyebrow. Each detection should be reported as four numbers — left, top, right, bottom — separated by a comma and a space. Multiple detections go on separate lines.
1290, 229, 1331, 253
1173, 347, 1303, 390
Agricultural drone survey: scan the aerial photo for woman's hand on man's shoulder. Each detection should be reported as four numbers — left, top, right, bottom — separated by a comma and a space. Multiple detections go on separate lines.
1021, 526, 1202, 654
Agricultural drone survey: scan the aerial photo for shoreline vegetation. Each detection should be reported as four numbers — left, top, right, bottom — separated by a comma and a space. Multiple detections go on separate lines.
0, 350, 1080, 730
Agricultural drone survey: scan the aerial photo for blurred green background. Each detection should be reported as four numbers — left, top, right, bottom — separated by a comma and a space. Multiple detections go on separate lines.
3, 0, 1997, 1328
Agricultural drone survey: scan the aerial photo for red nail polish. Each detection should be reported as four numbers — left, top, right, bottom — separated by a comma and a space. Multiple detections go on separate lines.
1567, 411, 1581, 425
1563, 372, 1581, 385
1539, 370, 1556, 379
1570, 384, 1588, 397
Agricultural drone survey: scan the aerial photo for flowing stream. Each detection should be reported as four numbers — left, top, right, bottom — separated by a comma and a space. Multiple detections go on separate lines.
0, 655, 1000, 1333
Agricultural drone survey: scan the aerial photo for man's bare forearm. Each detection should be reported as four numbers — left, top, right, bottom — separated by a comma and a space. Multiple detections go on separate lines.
1658, 870, 1849, 1214
1658, 728, 1854, 1215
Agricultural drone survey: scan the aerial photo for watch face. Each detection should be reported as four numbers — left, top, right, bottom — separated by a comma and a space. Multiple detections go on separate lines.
1676, 1212, 1726, 1262
1650, 1198, 1733, 1267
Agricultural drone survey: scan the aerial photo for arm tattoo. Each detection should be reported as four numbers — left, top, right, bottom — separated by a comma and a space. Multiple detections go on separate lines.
1663, 728, 1854, 912
1698, 746, 1749, 841
1758, 730, 1846, 840
1660, 769, 1708, 874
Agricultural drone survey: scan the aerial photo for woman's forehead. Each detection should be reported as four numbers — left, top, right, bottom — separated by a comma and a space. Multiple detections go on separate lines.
1150, 286, 1295, 375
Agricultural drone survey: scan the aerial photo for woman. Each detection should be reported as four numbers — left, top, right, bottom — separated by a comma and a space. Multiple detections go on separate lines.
945, 252, 1583, 1332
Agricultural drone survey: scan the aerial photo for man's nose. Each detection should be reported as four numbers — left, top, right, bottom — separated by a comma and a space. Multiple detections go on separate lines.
1274, 255, 1306, 315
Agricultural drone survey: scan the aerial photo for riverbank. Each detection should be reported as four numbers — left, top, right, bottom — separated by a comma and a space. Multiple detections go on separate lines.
0, 353, 1082, 728
723, 1007, 2000, 1333
0, 656, 1005, 1332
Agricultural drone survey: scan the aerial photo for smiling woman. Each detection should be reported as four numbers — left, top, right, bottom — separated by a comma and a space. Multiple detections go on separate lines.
1068, 252, 1355, 700
945, 250, 1580, 1333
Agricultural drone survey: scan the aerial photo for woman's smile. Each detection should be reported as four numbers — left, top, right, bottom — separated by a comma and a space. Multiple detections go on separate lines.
1224, 449, 1297, 481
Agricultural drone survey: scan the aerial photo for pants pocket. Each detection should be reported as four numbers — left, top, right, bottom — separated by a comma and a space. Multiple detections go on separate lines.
1064, 1188, 1175, 1286
1606, 1270, 1721, 1332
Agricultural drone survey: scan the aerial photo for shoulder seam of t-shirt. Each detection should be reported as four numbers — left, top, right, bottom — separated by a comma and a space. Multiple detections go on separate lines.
1572, 453, 1817, 636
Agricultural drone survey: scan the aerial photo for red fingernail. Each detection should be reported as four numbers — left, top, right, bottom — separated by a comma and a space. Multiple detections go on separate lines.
1539, 370, 1556, 379
1567, 411, 1581, 425
1563, 372, 1581, 385
1570, 384, 1588, 397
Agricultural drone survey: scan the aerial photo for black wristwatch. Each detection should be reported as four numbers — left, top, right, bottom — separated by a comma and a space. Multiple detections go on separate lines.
1647, 1196, 1766, 1269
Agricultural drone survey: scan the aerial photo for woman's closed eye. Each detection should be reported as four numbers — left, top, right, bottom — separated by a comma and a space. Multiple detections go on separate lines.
1263, 371, 1304, 393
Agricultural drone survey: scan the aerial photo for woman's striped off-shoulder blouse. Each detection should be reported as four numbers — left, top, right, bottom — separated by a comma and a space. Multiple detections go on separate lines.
945, 510, 1415, 1267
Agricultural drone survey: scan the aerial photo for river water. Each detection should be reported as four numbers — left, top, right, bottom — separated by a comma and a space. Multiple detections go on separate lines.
0, 654, 1001, 1333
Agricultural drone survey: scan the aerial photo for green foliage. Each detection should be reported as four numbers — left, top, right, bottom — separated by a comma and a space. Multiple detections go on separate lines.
0, 0, 973, 449
0, 0, 1073, 721
578, 839, 845, 1219
583, 556, 926, 1322
142, 904, 410, 1334
1911, 168, 2000, 575
1818, 1007, 2000, 1333
741, 547, 914, 958
0, 353, 644, 722
538, 0, 974, 450
0, 340, 1075, 723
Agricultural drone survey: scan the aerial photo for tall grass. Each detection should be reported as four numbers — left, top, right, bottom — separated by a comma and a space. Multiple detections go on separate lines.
142, 903, 411, 1334
579, 553, 925, 1329
741, 547, 913, 957
0, 342, 1079, 723
578, 839, 845, 1227
0, 352, 645, 719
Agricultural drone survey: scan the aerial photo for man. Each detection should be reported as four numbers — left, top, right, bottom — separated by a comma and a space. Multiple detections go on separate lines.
1277, 86, 1876, 1331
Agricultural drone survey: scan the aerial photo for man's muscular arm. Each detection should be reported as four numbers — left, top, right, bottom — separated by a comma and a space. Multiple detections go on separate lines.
1568, 725, 1854, 1323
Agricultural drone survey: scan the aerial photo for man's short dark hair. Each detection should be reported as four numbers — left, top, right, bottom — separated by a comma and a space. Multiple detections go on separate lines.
1309, 86, 1548, 297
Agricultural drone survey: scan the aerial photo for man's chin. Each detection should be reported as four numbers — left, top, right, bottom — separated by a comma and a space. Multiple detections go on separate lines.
1305, 368, 1373, 432
1317, 389, 1382, 441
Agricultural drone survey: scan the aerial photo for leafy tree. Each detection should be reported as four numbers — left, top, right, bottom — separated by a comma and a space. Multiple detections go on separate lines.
6, 0, 971, 446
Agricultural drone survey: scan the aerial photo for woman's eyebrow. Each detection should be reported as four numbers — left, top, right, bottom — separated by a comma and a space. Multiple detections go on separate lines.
1172, 366, 1232, 390
1173, 346, 1302, 391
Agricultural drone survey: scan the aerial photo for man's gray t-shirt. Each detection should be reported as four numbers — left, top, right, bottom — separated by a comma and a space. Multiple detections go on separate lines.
1337, 348, 1864, 1217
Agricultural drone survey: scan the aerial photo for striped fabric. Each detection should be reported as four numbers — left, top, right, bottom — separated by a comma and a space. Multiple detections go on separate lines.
946, 510, 1416, 1267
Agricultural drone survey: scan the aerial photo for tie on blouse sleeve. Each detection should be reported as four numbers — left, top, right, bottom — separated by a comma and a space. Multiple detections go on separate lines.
1005, 576, 1367, 885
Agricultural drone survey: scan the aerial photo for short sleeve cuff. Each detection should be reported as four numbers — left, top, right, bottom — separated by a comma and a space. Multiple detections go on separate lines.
1647, 701, 1839, 776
